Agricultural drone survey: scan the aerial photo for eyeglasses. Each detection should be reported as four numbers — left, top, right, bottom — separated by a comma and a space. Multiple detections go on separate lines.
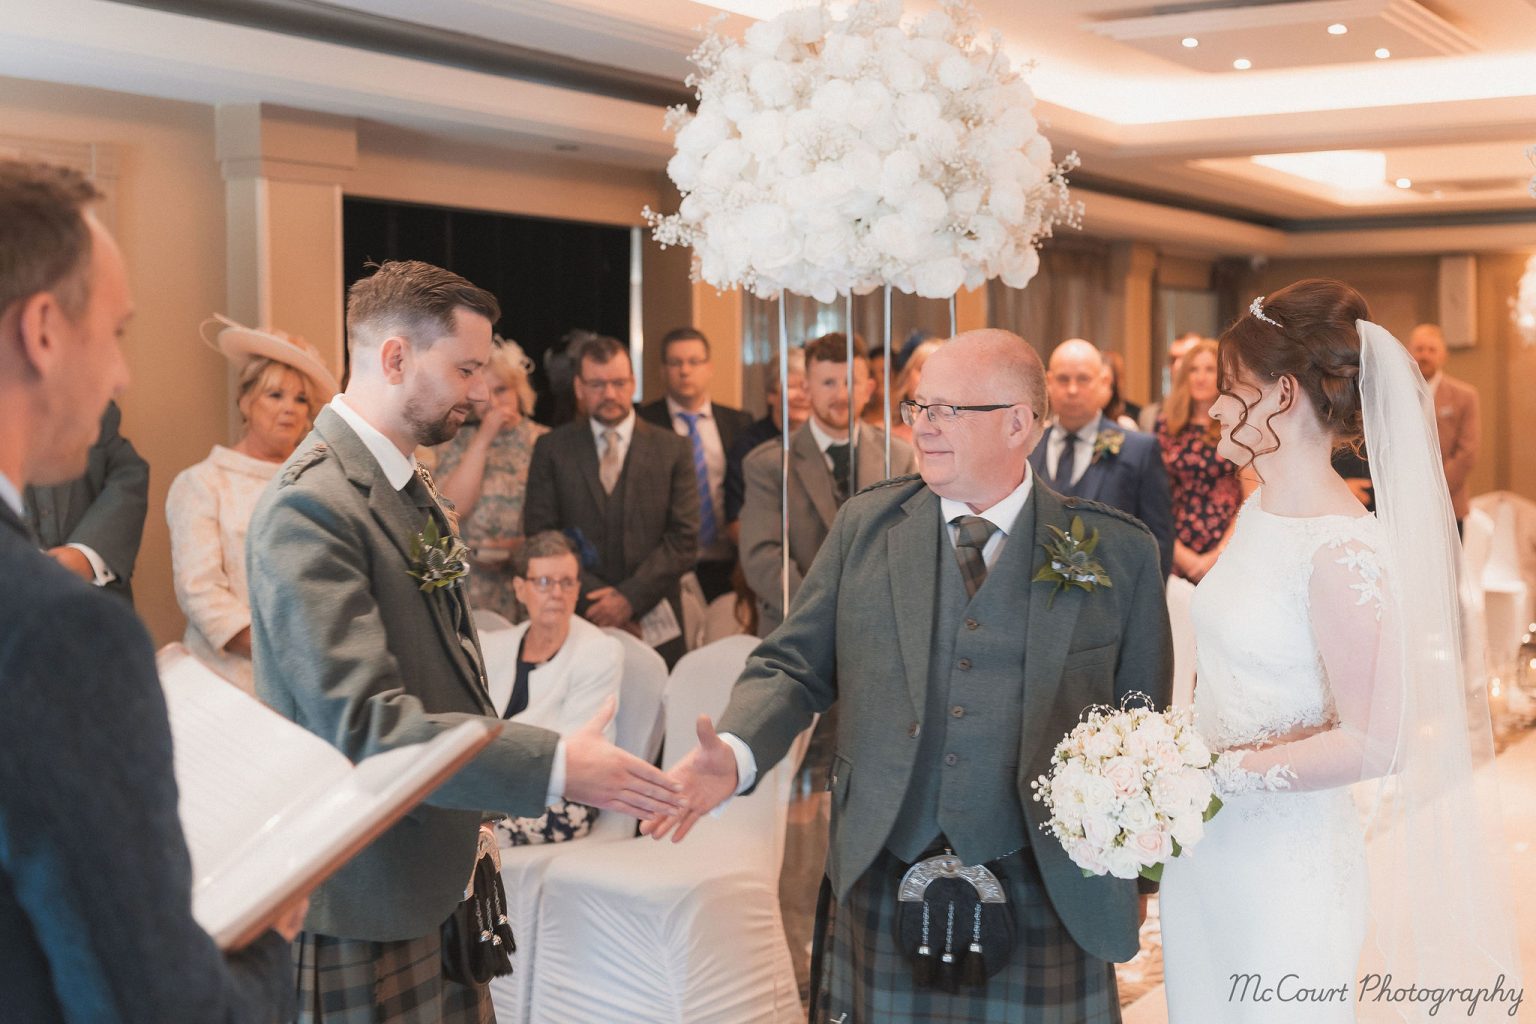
578, 377, 633, 393
521, 576, 581, 593
899, 400, 1022, 425
663, 357, 709, 369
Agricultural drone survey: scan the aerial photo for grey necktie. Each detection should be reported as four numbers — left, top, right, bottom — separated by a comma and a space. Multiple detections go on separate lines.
952, 515, 999, 598
1054, 430, 1081, 489
599, 428, 623, 494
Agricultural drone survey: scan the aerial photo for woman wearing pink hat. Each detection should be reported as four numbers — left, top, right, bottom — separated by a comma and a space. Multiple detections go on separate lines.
166, 316, 339, 693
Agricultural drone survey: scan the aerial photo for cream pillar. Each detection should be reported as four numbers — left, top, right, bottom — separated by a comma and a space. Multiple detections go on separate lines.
1108, 242, 1159, 407
216, 103, 354, 437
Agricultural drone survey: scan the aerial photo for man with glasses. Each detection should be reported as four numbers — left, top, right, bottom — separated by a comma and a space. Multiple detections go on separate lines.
647, 329, 1172, 1024
639, 327, 753, 603
525, 334, 700, 667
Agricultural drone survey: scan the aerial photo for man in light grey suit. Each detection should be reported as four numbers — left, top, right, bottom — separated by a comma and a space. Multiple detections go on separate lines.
247, 261, 681, 1023
740, 331, 917, 637
648, 330, 1172, 1023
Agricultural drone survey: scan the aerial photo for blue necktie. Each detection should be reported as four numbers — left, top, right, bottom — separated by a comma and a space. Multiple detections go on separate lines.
678, 411, 719, 548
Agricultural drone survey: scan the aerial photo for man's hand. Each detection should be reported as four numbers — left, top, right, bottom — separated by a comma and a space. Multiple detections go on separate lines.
641, 715, 740, 843
583, 586, 634, 628
562, 696, 684, 819
47, 546, 95, 582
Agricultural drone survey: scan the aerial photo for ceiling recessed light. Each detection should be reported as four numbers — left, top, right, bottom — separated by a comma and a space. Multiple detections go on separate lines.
1395, 177, 1413, 189
1181, 36, 1199, 48
1375, 47, 1391, 59
1233, 58, 1252, 70
1328, 23, 1348, 35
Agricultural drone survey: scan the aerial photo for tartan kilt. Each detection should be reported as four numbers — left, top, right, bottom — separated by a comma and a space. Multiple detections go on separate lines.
813, 848, 1121, 1024
292, 927, 494, 1024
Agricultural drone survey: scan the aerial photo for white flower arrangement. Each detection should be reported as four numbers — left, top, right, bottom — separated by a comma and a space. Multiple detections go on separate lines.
1031, 698, 1221, 882
645, 0, 1079, 302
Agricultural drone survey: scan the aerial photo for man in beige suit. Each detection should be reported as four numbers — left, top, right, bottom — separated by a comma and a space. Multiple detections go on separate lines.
1409, 323, 1480, 526
739, 332, 916, 637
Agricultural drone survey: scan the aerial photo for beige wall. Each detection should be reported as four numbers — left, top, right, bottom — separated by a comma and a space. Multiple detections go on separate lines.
0, 76, 230, 647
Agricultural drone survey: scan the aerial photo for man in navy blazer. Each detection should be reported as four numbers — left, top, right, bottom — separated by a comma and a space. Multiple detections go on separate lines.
0, 159, 297, 1022
1030, 339, 1174, 576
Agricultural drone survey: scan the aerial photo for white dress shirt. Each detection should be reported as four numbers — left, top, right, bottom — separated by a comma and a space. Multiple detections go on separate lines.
332, 395, 568, 804
722, 468, 1034, 795
1043, 418, 1098, 489
0, 471, 23, 519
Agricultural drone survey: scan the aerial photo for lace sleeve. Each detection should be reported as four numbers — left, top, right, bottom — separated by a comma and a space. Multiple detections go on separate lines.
1218, 531, 1400, 795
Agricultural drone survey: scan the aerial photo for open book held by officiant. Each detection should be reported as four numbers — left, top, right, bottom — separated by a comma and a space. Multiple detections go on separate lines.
157, 645, 499, 950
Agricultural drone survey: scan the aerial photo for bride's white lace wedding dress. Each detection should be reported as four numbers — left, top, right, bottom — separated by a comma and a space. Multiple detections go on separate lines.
1160, 493, 1386, 1023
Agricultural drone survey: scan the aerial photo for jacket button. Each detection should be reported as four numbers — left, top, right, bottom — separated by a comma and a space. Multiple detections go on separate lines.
908, 721, 921, 738
965, 618, 979, 631
950, 705, 965, 718
958, 658, 972, 671
944, 753, 958, 766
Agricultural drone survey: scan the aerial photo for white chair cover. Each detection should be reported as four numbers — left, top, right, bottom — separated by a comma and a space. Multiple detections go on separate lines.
488, 628, 669, 1023
528, 635, 807, 1024
701, 592, 746, 645
1165, 575, 1197, 708
471, 607, 515, 634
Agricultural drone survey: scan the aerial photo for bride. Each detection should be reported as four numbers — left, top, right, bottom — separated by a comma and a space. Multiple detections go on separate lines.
1158, 279, 1521, 1021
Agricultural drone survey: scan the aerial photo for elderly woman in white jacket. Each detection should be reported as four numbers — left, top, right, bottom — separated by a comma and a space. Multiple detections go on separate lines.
165, 317, 337, 693
480, 529, 624, 845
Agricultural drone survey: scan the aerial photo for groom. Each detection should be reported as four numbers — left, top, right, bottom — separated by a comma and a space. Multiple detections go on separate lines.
648, 330, 1172, 1022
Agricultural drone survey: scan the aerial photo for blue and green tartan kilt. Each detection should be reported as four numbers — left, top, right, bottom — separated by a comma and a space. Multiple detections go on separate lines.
292, 926, 493, 1024
813, 848, 1121, 1024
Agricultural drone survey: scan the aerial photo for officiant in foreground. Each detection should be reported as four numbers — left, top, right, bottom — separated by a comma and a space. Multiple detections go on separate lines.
646, 329, 1173, 1023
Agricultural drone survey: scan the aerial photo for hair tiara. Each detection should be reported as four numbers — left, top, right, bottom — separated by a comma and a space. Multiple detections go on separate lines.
1249, 296, 1282, 328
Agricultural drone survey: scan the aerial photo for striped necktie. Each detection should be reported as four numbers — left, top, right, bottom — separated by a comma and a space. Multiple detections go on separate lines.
677, 411, 719, 547
951, 515, 999, 598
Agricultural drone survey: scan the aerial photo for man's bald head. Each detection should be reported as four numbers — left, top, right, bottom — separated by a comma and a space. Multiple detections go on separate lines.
1046, 338, 1110, 432
930, 329, 1048, 426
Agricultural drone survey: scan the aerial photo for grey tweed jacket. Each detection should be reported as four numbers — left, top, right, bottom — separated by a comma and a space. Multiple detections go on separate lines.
247, 406, 559, 942
716, 476, 1173, 964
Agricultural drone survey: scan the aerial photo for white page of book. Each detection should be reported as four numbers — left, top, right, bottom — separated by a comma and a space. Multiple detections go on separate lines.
158, 649, 353, 886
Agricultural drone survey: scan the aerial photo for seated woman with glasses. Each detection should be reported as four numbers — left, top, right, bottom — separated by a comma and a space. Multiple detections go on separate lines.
481, 530, 624, 846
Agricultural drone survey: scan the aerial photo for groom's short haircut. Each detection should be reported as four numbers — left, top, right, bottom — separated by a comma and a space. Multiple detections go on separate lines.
0, 161, 102, 322
345, 260, 500, 353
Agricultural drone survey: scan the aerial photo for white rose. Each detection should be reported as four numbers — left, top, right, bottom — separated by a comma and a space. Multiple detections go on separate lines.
698, 140, 751, 191
1104, 844, 1142, 880
1083, 728, 1120, 763
738, 110, 787, 160
937, 52, 977, 91
895, 91, 943, 135
744, 17, 787, 57
910, 256, 965, 299
999, 247, 1040, 289
1081, 811, 1115, 849
667, 152, 700, 193
719, 90, 757, 124
1102, 756, 1142, 797
810, 77, 857, 122
780, 6, 825, 45
822, 33, 871, 79
880, 50, 925, 94
1066, 838, 1108, 877
674, 108, 730, 156
988, 183, 1026, 224
774, 144, 810, 180
870, 213, 922, 263
906, 181, 949, 229
749, 60, 796, 107
1130, 828, 1173, 866
1120, 793, 1158, 832
1169, 812, 1205, 850
914, 10, 953, 40
846, 78, 893, 126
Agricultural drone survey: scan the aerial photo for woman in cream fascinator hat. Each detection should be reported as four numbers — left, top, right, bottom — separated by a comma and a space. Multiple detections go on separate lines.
163, 315, 341, 693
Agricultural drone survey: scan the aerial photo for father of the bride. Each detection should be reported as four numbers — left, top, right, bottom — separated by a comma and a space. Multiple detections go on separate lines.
647, 329, 1172, 1022
248, 260, 682, 1023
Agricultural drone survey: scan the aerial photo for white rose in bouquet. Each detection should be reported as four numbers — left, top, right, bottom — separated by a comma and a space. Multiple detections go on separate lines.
1031, 698, 1224, 882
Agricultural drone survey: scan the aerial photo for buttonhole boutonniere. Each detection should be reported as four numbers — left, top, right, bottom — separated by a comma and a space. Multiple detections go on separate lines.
1033, 516, 1113, 607
408, 517, 470, 592
1091, 429, 1124, 465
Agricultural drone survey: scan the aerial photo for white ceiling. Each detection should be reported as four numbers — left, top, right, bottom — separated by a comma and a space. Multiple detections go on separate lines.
3, 0, 1533, 238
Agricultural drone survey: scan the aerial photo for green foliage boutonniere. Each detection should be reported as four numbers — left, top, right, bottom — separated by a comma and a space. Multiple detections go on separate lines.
1091, 429, 1124, 465
408, 517, 470, 592
1033, 516, 1113, 607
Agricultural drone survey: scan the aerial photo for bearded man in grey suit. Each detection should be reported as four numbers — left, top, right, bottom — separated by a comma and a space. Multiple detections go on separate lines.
740, 331, 917, 637
647, 330, 1172, 1023
247, 261, 682, 1023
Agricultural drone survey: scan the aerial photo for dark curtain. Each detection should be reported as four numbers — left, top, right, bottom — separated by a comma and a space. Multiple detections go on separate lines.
985, 237, 1118, 360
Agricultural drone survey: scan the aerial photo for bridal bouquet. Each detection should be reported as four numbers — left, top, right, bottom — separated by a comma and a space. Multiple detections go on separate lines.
646, 0, 1079, 302
1030, 698, 1220, 882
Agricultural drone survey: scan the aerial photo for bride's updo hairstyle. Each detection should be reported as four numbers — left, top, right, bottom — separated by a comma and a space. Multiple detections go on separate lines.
1217, 278, 1370, 467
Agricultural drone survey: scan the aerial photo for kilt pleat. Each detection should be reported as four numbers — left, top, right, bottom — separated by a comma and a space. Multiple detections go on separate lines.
292, 928, 493, 1024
